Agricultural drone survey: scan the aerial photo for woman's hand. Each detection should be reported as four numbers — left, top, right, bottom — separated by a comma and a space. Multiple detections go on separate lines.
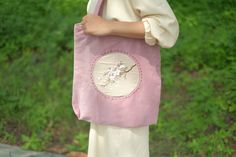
81, 14, 145, 39
81, 14, 112, 36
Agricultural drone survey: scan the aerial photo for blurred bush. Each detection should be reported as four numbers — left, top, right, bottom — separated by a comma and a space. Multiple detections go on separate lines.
0, 0, 89, 152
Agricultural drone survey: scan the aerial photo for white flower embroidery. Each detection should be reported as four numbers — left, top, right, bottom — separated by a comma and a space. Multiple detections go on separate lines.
99, 61, 136, 87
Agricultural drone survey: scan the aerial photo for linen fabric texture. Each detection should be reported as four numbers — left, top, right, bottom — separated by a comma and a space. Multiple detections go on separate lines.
87, 122, 150, 157
84, 1, 179, 157
72, 0, 179, 128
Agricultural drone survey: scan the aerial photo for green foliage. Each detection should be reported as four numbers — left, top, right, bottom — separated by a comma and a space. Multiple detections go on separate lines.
65, 132, 88, 152
149, 0, 236, 156
0, 0, 235, 156
21, 132, 52, 151
0, 0, 89, 152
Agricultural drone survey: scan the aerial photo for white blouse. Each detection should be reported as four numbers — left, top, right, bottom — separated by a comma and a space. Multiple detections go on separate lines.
86, 1, 178, 156
87, 0, 179, 48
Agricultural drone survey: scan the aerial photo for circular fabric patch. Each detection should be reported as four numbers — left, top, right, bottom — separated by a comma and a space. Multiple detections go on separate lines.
92, 52, 140, 97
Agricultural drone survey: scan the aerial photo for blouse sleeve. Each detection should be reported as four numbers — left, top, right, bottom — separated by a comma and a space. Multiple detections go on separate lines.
131, 0, 179, 48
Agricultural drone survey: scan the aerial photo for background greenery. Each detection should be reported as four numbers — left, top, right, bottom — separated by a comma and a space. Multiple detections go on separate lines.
0, 0, 235, 156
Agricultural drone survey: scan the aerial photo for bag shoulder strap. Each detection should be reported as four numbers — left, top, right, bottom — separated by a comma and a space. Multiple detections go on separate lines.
93, 0, 105, 16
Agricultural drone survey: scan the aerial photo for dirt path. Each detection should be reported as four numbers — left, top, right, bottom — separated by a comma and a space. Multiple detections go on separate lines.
0, 143, 66, 157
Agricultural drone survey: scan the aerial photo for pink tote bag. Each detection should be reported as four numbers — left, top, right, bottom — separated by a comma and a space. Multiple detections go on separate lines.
71, 0, 161, 128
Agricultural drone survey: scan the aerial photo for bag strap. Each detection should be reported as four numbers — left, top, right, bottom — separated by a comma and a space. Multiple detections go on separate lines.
94, 0, 105, 16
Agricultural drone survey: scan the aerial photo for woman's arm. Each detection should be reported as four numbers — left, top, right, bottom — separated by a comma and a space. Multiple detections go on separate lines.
81, 14, 145, 39
108, 20, 145, 39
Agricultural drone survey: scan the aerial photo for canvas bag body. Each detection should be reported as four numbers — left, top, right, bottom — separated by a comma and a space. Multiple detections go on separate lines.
72, 0, 161, 128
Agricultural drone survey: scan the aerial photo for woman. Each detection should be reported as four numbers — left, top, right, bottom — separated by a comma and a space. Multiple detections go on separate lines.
80, 0, 179, 156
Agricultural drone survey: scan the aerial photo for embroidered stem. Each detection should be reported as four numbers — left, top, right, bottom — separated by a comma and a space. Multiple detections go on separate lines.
99, 61, 137, 87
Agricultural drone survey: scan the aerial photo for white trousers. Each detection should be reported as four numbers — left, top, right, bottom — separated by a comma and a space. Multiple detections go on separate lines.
87, 122, 150, 157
